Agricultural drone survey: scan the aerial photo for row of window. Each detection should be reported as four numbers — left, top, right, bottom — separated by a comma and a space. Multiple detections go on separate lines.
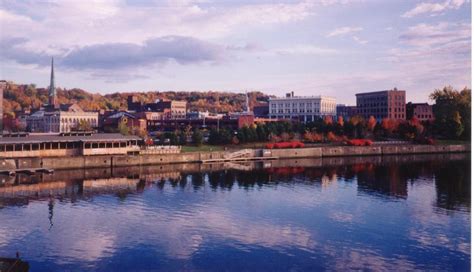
1, 141, 133, 152
415, 114, 433, 119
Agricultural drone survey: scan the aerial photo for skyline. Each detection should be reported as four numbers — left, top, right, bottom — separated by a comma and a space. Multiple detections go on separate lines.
0, 0, 471, 104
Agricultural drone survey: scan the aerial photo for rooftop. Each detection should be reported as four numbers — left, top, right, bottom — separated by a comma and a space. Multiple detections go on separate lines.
0, 133, 140, 144
269, 95, 336, 100
355, 89, 406, 96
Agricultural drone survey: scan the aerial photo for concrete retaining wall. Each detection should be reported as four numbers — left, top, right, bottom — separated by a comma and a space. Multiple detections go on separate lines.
1, 144, 469, 171
270, 147, 322, 158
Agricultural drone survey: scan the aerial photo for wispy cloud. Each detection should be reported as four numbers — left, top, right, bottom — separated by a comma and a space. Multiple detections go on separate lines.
399, 22, 470, 47
402, 0, 468, 18
327, 26, 363, 37
271, 44, 338, 55
352, 36, 368, 45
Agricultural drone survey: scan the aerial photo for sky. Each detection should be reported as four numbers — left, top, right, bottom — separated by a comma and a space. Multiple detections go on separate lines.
0, 0, 471, 104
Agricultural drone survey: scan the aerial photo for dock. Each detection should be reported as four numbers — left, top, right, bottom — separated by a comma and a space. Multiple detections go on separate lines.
0, 257, 29, 272
200, 156, 278, 163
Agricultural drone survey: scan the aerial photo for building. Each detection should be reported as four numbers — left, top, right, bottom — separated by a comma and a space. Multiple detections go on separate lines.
186, 111, 210, 120
127, 96, 187, 120
157, 100, 187, 119
103, 111, 146, 134
26, 104, 98, 133
356, 89, 406, 121
0, 80, 5, 134
406, 102, 434, 122
26, 60, 98, 133
253, 102, 269, 118
336, 104, 358, 120
269, 92, 337, 122
0, 132, 141, 158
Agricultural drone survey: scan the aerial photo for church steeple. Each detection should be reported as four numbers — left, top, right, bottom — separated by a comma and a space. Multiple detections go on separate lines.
49, 57, 58, 109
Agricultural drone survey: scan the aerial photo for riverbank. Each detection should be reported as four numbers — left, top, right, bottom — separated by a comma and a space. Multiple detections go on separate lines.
0, 144, 470, 172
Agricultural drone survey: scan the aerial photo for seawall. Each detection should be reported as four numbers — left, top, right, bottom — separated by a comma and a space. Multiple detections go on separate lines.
0, 144, 470, 171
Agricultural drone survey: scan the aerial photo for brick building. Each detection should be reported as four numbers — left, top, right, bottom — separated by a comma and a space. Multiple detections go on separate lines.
356, 89, 406, 121
127, 96, 186, 120
406, 102, 434, 122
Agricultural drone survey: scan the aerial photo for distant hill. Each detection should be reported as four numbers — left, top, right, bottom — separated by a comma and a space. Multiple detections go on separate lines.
2, 81, 272, 116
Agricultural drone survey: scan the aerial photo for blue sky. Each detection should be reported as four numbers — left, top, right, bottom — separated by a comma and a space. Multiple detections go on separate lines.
0, 0, 471, 104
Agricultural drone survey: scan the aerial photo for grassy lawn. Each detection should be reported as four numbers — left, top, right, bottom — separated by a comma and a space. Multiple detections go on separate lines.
435, 139, 471, 145
181, 145, 225, 153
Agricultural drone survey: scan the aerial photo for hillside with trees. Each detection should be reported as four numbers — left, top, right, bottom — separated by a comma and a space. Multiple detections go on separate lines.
2, 81, 272, 116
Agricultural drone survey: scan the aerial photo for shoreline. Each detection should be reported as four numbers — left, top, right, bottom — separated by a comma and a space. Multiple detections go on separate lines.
0, 144, 470, 172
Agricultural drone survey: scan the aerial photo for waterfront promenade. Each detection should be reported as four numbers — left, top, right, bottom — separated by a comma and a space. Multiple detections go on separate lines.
0, 143, 470, 172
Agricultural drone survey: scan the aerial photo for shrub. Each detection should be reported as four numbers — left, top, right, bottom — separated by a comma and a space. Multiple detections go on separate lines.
346, 139, 373, 146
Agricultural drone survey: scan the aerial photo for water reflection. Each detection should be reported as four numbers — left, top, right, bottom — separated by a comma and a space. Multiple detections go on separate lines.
0, 153, 469, 212
0, 153, 470, 271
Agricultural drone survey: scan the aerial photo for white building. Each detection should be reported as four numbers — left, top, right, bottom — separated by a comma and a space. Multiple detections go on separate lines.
269, 92, 337, 122
27, 104, 98, 133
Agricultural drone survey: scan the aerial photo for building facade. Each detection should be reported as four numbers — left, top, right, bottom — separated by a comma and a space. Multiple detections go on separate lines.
127, 96, 187, 120
269, 92, 336, 122
0, 133, 141, 158
27, 105, 98, 133
406, 102, 434, 122
336, 104, 358, 120
0, 80, 5, 134
253, 102, 269, 118
356, 89, 406, 121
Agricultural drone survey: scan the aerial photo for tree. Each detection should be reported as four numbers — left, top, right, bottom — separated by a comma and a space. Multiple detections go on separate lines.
118, 121, 129, 135
192, 129, 203, 146
367, 116, 376, 132
430, 86, 471, 139
208, 128, 220, 145
75, 119, 92, 131
381, 118, 399, 138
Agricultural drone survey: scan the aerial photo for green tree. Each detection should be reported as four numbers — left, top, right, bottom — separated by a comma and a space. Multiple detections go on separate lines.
208, 128, 220, 145
192, 129, 203, 146
118, 121, 129, 135
430, 86, 471, 139
75, 119, 93, 131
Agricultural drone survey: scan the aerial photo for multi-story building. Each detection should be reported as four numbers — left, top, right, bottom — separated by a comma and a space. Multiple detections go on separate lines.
336, 104, 358, 120
269, 92, 336, 122
26, 105, 98, 133
26, 59, 98, 133
253, 102, 269, 118
356, 89, 406, 120
158, 100, 187, 119
127, 96, 187, 120
406, 102, 434, 122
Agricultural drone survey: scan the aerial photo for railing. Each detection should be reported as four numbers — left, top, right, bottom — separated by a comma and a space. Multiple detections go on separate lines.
139, 145, 182, 155
224, 149, 252, 159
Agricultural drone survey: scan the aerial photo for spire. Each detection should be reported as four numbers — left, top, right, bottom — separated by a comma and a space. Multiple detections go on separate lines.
245, 91, 250, 113
49, 57, 57, 108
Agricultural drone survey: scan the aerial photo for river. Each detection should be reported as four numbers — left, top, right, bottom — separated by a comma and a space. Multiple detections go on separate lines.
0, 153, 470, 271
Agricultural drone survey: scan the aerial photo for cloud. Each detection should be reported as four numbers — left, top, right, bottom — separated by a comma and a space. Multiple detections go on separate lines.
327, 26, 363, 37
402, 0, 468, 18
62, 36, 226, 70
352, 36, 368, 45
399, 22, 470, 47
0, 37, 51, 66
271, 44, 338, 55
0, 36, 227, 71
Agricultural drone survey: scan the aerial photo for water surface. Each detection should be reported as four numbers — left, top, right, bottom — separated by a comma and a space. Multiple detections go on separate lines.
0, 154, 470, 271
